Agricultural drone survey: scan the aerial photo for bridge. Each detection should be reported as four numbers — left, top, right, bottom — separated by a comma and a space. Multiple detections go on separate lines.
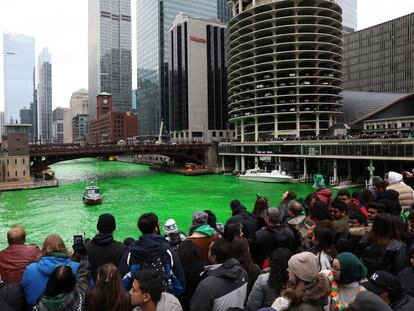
29, 143, 214, 174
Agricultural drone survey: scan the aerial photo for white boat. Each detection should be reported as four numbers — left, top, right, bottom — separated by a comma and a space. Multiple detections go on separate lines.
238, 169, 293, 183
83, 182, 102, 205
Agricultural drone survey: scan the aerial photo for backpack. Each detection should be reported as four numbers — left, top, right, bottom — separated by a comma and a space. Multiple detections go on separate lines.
286, 223, 304, 253
122, 249, 184, 296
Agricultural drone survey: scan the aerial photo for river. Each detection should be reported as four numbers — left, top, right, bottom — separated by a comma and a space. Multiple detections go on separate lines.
0, 158, 332, 249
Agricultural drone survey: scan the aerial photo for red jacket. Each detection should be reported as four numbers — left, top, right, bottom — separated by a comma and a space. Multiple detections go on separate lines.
0, 244, 40, 283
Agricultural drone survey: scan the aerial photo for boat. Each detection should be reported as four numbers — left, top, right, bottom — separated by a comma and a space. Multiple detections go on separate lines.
83, 182, 102, 205
237, 169, 293, 183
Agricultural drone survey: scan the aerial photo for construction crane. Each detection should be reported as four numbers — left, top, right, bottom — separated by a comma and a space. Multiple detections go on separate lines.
156, 120, 164, 145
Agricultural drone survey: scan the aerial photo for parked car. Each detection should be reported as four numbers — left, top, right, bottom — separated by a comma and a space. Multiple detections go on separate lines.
289, 72, 296, 77
301, 81, 310, 85
264, 93, 272, 97
257, 84, 264, 89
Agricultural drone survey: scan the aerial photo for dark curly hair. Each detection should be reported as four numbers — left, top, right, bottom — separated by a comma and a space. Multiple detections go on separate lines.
268, 248, 292, 292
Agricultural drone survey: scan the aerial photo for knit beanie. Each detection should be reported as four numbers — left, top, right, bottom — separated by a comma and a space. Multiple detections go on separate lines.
164, 219, 179, 235
288, 252, 318, 283
336, 252, 368, 285
192, 211, 208, 226
97, 213, 116, 233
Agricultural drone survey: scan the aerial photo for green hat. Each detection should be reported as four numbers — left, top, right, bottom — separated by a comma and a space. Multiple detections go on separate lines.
312, 174, 325, 189
336, 252, 368, 285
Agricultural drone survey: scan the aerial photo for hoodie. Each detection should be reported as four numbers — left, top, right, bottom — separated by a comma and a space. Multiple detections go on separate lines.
190, 258, 248, 311
22, 253, 80, 306
226, 205, 259, 239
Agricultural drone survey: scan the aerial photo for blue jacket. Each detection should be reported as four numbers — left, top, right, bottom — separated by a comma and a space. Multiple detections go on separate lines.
22, 254, 79, 306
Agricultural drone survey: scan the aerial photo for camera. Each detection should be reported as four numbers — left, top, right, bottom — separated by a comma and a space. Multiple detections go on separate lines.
73, 234, 84, 251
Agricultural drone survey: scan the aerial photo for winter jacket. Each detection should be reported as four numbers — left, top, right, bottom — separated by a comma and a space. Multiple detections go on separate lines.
22, 253, 80, 307
332, 216, 350, 241
0, 281, 24, 311
246, 272, 281, 311
0, 244, 40, 283
335, 226, 370, 257
390, 294, 414, 311
397, 267, 414, 298
32, 256, 91, 311
288, 274, 330, 311
352, 291, 393, 311
376, 190, 402, 215
252, 225, 296, 267
387, 172, 414, 210
118, 233, 186, 294
226, 205, 259, 239
186, 226, 218, 262
178, 259, 208, 311
190, 259, 248, 311
133, 292, 183, 311
85, 233, 126, 282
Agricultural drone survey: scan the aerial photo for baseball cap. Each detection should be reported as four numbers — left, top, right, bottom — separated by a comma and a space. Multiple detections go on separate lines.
362, 271, 401, 295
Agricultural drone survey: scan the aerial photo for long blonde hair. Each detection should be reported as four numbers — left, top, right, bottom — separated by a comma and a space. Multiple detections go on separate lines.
41, 234, 69, 256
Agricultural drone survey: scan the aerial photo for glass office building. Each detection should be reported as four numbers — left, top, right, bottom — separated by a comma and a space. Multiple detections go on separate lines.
37, 48, 53, 142
336, 0, 357, 32
137, 0, 226, 137
3, 33, 35, 124
88, 0, 132, 120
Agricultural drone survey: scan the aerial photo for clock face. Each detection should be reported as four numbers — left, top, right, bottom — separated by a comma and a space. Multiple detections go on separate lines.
103, 99, 108, 104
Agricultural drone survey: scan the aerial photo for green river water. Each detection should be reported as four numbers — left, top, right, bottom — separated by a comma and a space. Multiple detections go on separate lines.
0, 158, 343, 249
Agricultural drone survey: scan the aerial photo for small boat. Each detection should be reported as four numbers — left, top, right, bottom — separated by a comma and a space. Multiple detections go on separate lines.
238, 169, 293, 183
83, 182, 102, 205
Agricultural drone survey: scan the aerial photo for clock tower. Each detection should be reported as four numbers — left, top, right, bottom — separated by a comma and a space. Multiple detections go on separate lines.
96, 92, 112, 117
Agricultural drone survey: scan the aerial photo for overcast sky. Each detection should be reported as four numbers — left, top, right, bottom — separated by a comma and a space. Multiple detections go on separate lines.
0, 0, 414, 111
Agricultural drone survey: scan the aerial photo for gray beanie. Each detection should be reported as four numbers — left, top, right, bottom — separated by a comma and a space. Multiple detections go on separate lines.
288, 252, 318, 283
192, 211, 208, 226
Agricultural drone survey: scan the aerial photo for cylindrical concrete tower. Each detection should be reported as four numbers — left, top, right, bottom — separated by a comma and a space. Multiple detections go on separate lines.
227, 0, 343, 142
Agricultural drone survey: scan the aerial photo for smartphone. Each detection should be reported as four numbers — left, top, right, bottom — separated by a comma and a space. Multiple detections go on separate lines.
73, 234, 84, 250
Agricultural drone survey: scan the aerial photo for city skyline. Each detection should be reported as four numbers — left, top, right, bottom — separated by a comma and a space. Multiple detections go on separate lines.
0, 0, 414, 112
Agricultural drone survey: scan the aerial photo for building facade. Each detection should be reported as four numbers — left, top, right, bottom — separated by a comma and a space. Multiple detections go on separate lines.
19, 104, 34, 142
336, 0, 357, 33
89, 93, 138, 144
72, 114, 89, 144
69, 88, 89, 142
343, 13, 414, 94
136, 0, 223, 138
227, 0, 343, 141
3, 33, 35, 124
169, 14, 231, 143
0, 112, 4, 142
37, 48, 53, 142
88, 0, 132, 121
52, 107, 70, 143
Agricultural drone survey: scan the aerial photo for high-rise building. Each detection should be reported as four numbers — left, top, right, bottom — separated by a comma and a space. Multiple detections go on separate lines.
336, 0, 357, 33
69, 88, 89, 142
88, 0, 132, 121
136, 0, 220, 138
169, 13, 230, 143
19, 104, 34, 142
343, 13, 414, 94
0, 112, 4, 142
52, 107, 65, 143
3, 33, 35, 124
227, 0, 343, 141
37, 48, 53, 142
217, 0, 232, 24
72, 114, 89, 144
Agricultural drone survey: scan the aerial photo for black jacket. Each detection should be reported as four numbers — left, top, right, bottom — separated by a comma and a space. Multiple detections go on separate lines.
226, 205, 259, 239
178, 259, 208, 311
251, 225, 296, 267
376, 190, 402, 215
0, 281, 24, 311
190, 259, 248, 311
85, 233, 126, 282
397, 267, 414, 298
390, 294, 414, 311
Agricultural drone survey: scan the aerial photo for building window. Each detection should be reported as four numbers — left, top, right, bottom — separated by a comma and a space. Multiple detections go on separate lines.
15, 159, 17, 165
7, 172, 9, 177
23, 170, 25, 176
22, 159, 25, 164
7, 159, 9, 165
15, 171, 17, 177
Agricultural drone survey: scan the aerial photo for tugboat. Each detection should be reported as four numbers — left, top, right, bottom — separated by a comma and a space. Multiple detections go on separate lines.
83, 181, 102, 205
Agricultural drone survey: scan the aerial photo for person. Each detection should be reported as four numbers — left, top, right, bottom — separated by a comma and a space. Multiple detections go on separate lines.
252, 196, 270, 229
86, 263, 129, 311
331, 200, 350, 240
222, 223, 244, 242
231, 237, 261, 294
309, 200, 333, 229
186, 211, 219, 261
251, 207, 296, 267
372, 180, 402, 215
278, 190, 297, 224
118, 213, 185, 296
0, 225, 40, 283
176, 240, 208, 311
32, 252, 91, 311
360, 213, 409, 275
190, 238, 248, 311
323, 252, 368, 311
85, 213, 126, 282
286, 200, 309, 250
272, 252, 330, 311
363, 270, 414, 311
130, 268, 183, 311
0, 273, 24, 311
312, 225, 336, 271
22, 234, 80, 308
367, 202, 386, 223
246, 248, 292, 311
163, 219, 186, 250
312, 174, 333, 207
386, 171, 414, 210
397, 245, 414, 297
203, 210, 224, 237
349, 291, 393, 311
336, 190, 368, 218
225, 199, 259, 239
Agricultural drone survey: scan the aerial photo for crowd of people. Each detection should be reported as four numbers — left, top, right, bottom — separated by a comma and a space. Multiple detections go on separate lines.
1, 171, 414, 311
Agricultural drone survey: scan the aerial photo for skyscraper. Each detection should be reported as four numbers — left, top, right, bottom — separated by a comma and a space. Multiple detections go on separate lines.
136, 0, 220, 137
88, 0, 132, 121
217, 0, 232, 24
37, 48, 53, 142
336, 0, 357, 32
3, 33, 35, 124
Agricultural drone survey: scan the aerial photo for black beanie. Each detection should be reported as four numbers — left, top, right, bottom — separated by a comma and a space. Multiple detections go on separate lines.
97, 214, 116, 233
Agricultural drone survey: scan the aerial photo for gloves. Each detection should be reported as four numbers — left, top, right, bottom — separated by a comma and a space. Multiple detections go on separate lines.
271, 297, 291, 311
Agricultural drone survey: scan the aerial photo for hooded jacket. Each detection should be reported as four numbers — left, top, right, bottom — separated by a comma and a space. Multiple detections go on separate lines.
387, 172, 414, 210
226, 204, 259, 239
190, 259, 248, 311
186, 226, 218, 262
85, 232, 126, 282
118, 233, 185, 294
22, 253, 80, 307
